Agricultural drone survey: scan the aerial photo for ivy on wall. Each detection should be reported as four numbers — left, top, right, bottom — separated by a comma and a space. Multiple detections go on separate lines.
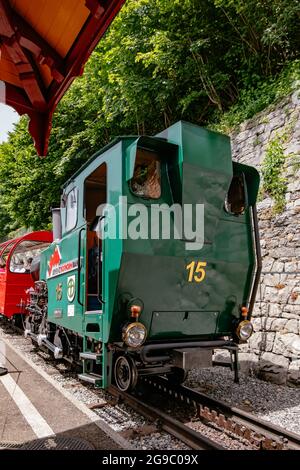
261, 135, 287, 213
260, 120, 296, 214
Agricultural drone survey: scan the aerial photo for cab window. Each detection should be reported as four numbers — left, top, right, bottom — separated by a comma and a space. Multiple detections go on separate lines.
225, 174, 246, 215
65, 188, 78, 231
130, 148, 161, 199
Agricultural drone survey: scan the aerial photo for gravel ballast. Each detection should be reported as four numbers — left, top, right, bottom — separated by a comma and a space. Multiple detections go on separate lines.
187, 366, 300, 435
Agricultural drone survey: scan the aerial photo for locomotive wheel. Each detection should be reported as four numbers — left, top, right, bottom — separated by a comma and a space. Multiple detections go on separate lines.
166, 367, 188, 385
114, 355, 138, 392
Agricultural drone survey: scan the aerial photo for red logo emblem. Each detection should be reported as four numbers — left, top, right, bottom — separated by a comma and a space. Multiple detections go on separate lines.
48, 246, 61, 277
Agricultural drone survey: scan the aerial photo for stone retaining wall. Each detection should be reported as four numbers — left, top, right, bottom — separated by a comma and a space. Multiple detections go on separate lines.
229, 88, 300, 385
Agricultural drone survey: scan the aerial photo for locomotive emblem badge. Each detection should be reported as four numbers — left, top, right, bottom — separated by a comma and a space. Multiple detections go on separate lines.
67, 275, 76, 302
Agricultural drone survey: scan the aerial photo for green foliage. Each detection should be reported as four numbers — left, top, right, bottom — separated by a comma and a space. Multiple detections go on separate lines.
0, 0, 299, 236
261, 136, 286, 213
260, 122, 295, 214
211, 60, 300, 133
0, 118, 63, 232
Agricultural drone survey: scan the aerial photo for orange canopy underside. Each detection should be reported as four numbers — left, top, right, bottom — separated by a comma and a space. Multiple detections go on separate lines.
0, 0, 125, 155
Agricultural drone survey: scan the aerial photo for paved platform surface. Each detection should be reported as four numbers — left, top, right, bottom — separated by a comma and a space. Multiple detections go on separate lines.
0, 338, 124, 450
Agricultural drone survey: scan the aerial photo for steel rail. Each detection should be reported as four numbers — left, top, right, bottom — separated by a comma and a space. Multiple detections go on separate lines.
141, 376, 300, 450
108, 385, 225, 450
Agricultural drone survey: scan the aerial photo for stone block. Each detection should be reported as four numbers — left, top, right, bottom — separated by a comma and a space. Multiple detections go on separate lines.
285, 262, 298, 273
272, 261, 284, 273
235, 130, 250, 144
287, 180, 300, 192
258, 352, 289, 384
253, 123, 266, 135
270, 318, 287, 331
263, 274, 280, 287
249, 332, 275, 352
269, 115, 286, 132
257, 198, 273, 211
294, 199, 300, 208
264, 286, 290, 304
290, 191, 300, 202
286, 202, 294, 211
252, 318, 263, 332
239, 353, 259, 373
284, 142, 300, 156
258, 220, 271, 230
269, 247, 296, 259
285, 319, 299, 334
260, 239, 266, 248
255, 285, 266, 302
269, 303, 282, 317
273, 333, 300, 357
213, 349, 229, 362
287, 359, 300, 385
262, 257, 274, 272
282, 311, 299, 320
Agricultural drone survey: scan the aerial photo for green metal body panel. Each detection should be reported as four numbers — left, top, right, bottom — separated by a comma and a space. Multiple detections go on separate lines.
40, 121, 259, 363
40, 229, 86, 334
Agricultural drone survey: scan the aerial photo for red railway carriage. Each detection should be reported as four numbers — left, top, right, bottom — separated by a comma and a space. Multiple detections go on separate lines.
0, 231, 52, 319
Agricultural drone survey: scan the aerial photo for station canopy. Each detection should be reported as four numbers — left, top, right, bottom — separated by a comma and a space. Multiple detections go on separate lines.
0, 0, 125, 155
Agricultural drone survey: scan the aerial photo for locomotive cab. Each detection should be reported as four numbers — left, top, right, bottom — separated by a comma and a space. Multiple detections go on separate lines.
25, 121, 260, 391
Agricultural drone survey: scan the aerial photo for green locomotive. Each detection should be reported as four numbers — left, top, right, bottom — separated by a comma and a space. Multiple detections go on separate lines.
24, 121, 261, 391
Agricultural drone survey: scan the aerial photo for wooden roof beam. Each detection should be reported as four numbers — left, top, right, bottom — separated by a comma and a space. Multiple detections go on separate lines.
0, 0, 65, 84
13, 13, 65, 83
0, 0, 126, 156
5, 83, 52, 156
0, 38, 47, 110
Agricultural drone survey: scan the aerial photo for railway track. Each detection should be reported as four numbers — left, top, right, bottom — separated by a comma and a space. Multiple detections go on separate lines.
2, 319, 300, 451
108, 385, 225, 450
139, 376, 300, 451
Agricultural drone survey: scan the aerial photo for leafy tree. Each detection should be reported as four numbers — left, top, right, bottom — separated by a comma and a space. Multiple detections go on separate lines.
0, 0, 299, 237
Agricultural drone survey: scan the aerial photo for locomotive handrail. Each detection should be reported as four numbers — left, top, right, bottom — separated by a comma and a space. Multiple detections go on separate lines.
77, 227, 86, 307
97, 216, 106, 305
248, 205, 262, 316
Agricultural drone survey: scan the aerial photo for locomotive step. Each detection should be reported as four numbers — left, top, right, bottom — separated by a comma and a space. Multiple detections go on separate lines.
80, 352, 102, 362
78, 372, 102, 385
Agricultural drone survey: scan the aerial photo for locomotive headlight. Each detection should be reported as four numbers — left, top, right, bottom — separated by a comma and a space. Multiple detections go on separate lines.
123, 322, 147, 348
236, 320, 253, 341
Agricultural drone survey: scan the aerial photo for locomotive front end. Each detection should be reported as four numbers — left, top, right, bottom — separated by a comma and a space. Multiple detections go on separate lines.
111, 121, 261, 390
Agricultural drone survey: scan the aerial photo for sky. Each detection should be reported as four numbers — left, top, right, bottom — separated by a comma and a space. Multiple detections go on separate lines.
0, 104, 20, 143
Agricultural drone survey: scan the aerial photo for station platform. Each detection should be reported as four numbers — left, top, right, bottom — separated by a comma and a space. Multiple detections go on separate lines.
0, 338, 126, 450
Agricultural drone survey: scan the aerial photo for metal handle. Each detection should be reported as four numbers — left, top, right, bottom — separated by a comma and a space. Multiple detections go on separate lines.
248, 205, 262, 316
77, 227, 85, 307
97, 235, 105, 305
